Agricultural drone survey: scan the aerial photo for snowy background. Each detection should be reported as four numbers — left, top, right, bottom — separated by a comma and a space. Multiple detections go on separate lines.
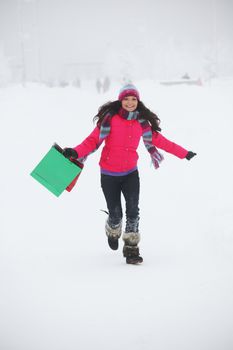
1, 0, 233, 349
1, 0, 233, 83
1, 78, 233, 350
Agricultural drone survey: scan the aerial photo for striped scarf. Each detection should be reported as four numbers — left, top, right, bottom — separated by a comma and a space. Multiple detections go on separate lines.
97, 108, 163, 169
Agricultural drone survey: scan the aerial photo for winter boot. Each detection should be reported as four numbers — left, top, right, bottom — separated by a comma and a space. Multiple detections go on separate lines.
124, 246, 143, 264
122, 232, 143, 264
105, 220, 122, 250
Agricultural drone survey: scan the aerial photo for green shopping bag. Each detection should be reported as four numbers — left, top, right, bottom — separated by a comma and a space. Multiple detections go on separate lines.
30, 143, 83, 197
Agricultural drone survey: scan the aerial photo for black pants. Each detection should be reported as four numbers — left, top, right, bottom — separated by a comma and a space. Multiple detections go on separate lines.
101, 170, 140, 232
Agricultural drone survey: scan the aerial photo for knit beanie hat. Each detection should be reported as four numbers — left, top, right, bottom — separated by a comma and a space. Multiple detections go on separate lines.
118, 84, 140, 101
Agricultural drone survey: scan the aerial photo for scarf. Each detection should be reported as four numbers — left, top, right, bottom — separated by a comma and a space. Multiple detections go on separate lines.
80, 108, 164, 169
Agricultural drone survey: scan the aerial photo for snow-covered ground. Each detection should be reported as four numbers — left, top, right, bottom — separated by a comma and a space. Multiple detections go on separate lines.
1, 79, 233, 350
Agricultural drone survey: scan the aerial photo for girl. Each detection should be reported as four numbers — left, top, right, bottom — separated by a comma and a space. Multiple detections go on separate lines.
63, 84, 196, 264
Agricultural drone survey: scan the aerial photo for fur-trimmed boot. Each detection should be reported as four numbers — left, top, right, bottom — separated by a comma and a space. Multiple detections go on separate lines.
105, 220, 122, 250
122, 232, 143, 264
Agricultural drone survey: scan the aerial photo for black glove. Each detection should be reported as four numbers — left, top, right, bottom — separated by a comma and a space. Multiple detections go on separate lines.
186, 151, 197, 160
62, 148, 78, 159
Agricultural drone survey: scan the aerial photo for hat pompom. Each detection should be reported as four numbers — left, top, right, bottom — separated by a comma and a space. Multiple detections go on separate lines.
118, 84, 140, 101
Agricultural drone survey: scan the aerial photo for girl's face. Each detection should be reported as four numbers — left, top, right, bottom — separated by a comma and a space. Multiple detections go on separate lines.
121, 96, 138, 112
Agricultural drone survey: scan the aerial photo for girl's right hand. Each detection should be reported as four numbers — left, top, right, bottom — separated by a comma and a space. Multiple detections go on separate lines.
63, 148, 78, 159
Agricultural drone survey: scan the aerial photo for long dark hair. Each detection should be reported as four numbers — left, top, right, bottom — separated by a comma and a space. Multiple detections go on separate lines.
93, 100, 161, 132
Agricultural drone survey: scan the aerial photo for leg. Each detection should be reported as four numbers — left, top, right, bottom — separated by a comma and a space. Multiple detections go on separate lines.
101, 174, 122, 250
101, 174, 123, 226
121, 170, 140, 232
121, 171, 143, 264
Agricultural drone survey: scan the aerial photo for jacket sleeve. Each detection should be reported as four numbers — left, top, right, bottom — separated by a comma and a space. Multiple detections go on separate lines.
152, 132, 188, 159
73, 126, 100, 158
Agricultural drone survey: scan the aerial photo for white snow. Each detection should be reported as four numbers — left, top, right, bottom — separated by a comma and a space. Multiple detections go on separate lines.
1, 79, 233, 350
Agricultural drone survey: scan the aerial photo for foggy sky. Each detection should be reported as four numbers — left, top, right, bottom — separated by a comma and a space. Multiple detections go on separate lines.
0, 0, 233, 81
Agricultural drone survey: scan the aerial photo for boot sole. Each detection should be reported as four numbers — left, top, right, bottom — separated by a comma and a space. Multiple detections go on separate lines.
126, 258, 143, 264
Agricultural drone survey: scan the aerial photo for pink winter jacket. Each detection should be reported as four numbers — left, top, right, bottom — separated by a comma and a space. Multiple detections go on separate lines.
74, 114, 188, 172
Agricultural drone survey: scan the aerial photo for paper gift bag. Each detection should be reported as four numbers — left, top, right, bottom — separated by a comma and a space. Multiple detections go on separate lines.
30, 143, 83, 197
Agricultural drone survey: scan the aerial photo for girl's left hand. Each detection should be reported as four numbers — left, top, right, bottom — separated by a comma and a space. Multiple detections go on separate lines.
186, 151, 197, 160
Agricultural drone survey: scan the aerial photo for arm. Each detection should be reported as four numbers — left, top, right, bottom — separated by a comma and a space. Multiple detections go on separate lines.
152, 132, 188, 159
73, 126, 100, 158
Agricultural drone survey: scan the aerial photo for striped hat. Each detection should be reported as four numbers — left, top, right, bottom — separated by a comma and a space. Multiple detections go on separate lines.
118, 84, 140, 101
